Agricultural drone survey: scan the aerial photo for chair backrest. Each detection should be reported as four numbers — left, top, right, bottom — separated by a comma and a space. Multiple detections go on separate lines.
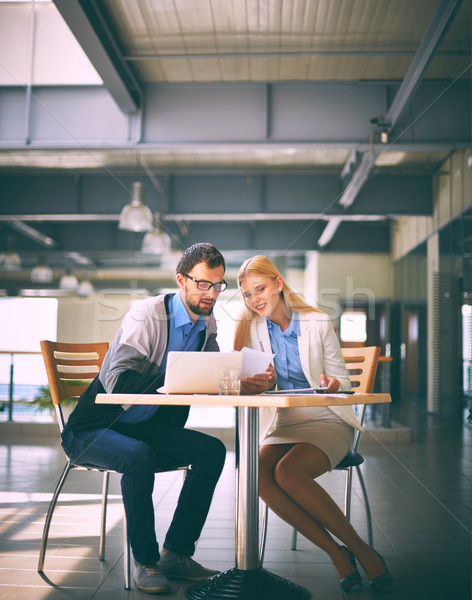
40, 340, 109, 431
341, 346, 381, 449
341, 346, 381, 394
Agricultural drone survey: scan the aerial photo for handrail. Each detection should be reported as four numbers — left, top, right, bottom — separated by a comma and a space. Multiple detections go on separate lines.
0, 350, 42, 355
0, 350, 42, 421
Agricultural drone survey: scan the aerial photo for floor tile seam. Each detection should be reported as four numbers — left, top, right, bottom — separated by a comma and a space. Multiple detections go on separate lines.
80, 553, 123, 599
0, 569, 108, 581
369, 465, 471, 535
0, 553, 110, 561
0, 582, 97, 590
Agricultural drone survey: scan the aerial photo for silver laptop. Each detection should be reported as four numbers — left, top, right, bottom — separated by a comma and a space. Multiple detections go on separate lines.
159, 351, 243, 394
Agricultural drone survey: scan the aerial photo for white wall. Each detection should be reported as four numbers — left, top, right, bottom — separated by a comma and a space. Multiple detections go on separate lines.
56, 292, 150, 343
306, 252, 393, 320
391, 149, 472, 260
55, 252, 394, 343
0, 1, 101, 86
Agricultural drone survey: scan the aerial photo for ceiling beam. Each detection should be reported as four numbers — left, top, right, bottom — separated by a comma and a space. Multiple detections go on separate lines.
52, 0, 142, 114
385, 0, 465, 131
123, 49, 469, 61
317, 0, 464, 249
0, 213, 387, 224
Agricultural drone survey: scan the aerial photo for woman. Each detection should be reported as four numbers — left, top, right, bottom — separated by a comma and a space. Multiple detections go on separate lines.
234, 255, 392, 593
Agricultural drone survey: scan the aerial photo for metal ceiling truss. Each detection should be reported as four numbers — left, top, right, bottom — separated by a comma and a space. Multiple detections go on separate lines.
319, 0, 466, 248
0, 81, 467, 152
52, 0, 143, 114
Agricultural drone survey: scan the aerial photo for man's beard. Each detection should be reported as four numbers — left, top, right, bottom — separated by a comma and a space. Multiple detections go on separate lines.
186, 296, 215, 316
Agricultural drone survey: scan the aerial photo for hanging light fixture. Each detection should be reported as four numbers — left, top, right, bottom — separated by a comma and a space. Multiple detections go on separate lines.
77, 274, 95, 297
31, 256, 53, 283
59, 266, 79, 292
0, 236, 21, 271
141, 214, 172, 255
118, 181, 153, 232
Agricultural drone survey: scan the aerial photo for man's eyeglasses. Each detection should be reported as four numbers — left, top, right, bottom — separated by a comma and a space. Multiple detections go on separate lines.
181, 273, 228, 292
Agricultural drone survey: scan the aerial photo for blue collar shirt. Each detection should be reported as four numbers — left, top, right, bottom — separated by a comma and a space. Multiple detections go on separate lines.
267, 312, 311, 390
118, 292, 207, 423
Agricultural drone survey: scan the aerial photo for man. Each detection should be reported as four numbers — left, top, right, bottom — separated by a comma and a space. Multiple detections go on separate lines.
61, 243, 227, 595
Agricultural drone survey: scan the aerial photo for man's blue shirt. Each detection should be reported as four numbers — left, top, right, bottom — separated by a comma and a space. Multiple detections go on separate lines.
158, 291, 207, 374
118, 292, 207, 423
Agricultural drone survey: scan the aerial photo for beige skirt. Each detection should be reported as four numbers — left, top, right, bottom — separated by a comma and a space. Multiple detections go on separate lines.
260, 406, 355, 470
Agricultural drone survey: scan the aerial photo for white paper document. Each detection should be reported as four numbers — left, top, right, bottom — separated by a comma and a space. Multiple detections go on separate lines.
239, 346, 275, 380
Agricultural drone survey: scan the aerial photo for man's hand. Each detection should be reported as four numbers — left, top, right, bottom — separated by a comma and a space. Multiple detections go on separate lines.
241, 364, 277, 395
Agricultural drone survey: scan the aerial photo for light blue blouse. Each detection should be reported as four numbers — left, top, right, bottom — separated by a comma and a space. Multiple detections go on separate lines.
267, 312, 311, 390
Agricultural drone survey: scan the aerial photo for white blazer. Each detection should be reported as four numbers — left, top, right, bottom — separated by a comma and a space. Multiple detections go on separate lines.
248, 312, 363, 440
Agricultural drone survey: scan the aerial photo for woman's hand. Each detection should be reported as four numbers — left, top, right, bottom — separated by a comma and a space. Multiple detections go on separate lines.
319, 374, 340, 392
241, 364, 277, 395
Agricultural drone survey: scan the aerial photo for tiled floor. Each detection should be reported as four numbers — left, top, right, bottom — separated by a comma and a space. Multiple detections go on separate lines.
0, 404, 471, 600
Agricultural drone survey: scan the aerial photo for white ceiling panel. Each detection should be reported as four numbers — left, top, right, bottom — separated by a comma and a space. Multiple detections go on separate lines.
102, 0, 469, 83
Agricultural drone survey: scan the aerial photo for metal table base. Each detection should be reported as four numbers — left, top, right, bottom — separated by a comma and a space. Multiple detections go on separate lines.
185, 567, 310, 600
185, 407, 311, 600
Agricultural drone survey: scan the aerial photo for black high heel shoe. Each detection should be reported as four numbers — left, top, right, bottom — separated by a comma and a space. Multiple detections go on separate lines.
369, 549, 393, 593
339, 546, 362, 592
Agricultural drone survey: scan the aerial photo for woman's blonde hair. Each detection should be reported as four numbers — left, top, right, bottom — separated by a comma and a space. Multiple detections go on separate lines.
233, 255, 321, 350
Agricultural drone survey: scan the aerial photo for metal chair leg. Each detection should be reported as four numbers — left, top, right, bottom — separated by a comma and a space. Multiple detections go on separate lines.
38, 461, 73, 572
259, 501, 268, 566
344, 466, 353, 521
355, 465, 374, 547
291, 526, 298, 551
123, 512, 131, 589
99, 471, 110, 561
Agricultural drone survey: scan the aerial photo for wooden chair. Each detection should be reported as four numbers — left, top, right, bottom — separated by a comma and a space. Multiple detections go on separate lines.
38, 340, 132, 587
259, 346, 381, 564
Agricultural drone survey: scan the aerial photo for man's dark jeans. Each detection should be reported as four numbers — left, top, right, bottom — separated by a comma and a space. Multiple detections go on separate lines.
61, 411, 226, 566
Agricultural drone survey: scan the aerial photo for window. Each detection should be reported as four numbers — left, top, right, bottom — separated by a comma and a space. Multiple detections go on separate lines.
340, 310, 367, 343
0, 298, 57, 420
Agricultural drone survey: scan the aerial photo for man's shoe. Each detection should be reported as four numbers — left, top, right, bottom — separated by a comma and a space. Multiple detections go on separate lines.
158, 551, 219, 582
133, 560, 170, 594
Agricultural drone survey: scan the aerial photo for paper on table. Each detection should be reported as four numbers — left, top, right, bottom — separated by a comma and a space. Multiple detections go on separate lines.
239, 346, 275, 380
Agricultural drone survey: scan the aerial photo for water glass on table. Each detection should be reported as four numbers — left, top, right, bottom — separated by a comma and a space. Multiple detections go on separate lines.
218, 368, 241, 395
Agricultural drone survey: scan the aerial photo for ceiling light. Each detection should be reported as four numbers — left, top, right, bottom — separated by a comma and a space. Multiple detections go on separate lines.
141, 215, 172, 254
77, 277, 95, 297
0, 236, 21, 271
59, 268, 79, 292
317, 217, 343, 248
119, 181, 153, 232
31, 261, 53, 283
0, 251, 22, 271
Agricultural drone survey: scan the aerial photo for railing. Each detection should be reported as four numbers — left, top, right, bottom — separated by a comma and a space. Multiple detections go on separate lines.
0, 350, 42, 421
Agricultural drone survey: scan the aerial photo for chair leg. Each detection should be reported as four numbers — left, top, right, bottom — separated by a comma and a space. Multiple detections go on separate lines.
38, 461, 73, 572
355, 465, 374, 547
344, 466, 353, 521
99, 471, 110, 561
259, 501, 269, 566
123, 512, 131, 589
291, 527, 298, 551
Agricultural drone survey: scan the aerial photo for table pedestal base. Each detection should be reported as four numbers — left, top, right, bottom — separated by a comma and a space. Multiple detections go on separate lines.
185, 567, 311, 600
